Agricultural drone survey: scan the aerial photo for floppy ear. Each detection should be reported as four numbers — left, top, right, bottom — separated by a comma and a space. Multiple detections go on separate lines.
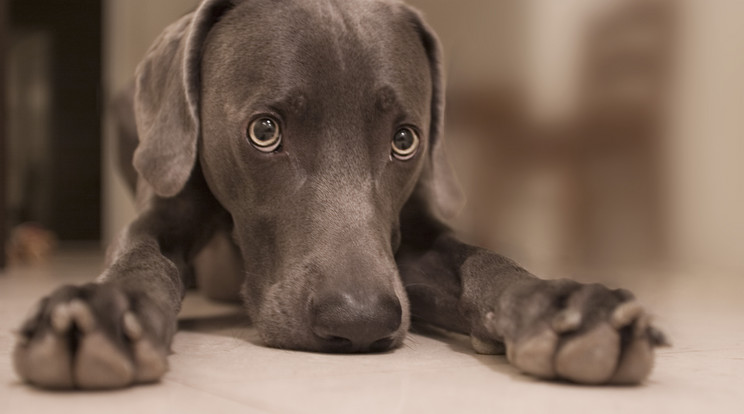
403, 6, 465, 221
133, 0, 236, 198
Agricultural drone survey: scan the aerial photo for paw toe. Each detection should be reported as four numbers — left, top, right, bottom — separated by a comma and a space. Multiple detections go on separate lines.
648, 325, 671, 347
50, 304, 72, 334
132, 339, 168, 383
611, 301, 644, 329
13, 332, 74, 389
556, 323, 620, 384
552, 309, 582, 333
121, 311, 167, 383
69, 299, 97, 333
609, 335, 654, 384
123, 311, 143, 341
512, 330, 559, 379
75, 331, 134, 389
471, 335, 505, 355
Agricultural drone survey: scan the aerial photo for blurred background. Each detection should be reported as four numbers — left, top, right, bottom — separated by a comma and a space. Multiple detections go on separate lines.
1, 0, 742, 279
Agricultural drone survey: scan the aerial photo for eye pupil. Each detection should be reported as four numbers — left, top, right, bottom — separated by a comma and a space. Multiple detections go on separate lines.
253, 118, 276, 143
394, 130, 413, 150
248, 116, 282, 152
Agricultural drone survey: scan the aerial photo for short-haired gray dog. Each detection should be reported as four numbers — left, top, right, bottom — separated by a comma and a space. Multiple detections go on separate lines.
13, 0, 666, 389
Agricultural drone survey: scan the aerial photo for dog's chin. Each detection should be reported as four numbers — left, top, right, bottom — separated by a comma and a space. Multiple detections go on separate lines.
256, 324, 407, 354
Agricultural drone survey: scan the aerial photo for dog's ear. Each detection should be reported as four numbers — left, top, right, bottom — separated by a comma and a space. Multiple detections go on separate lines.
403, 6, 465, 221
133, 0, 236, 198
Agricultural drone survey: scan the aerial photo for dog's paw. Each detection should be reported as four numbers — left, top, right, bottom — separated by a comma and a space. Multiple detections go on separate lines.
475, 280, 668, 385
12, 284, 169, 390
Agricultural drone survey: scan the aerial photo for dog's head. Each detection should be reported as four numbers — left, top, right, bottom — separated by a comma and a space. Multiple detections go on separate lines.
133, 0, 460, 352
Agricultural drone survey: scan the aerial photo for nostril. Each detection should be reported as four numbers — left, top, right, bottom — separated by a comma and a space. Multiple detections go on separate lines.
310, 291, 402, 352
324, 335, 353, 347
370, 336, 395, 352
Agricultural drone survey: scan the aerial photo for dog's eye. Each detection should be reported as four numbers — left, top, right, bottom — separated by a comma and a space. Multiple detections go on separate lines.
247, 117, 282, 152
391, 127, 419, 160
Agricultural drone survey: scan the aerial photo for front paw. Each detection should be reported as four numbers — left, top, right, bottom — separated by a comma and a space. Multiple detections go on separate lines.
478, 280, 668, 385
12, 284, 169, 390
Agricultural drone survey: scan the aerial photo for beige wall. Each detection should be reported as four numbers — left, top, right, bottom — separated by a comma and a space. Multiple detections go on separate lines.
102, 0, 200, 244
414, 0, 744, 272
406, 0, 525, 92
667, 0, 744, 272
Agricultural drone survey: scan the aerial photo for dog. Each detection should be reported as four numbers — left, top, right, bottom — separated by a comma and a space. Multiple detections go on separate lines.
12, 0, 667, 390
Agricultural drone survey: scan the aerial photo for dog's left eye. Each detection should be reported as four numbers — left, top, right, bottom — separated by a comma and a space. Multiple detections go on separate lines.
247, 117, 282, 152
391, 127, 419, 160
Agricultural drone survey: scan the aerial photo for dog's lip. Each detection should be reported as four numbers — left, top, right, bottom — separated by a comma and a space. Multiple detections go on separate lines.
316, 334, 354, 352
311, 333, 401, 354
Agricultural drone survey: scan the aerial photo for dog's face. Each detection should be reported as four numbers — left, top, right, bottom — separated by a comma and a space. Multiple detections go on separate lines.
195, 0, 433, 352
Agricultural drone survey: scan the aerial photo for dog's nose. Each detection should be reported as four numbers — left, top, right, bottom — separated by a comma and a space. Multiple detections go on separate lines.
310, 291, 402, 352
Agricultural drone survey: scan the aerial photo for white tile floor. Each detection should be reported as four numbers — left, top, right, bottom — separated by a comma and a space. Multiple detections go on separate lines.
1, 249, 742, 414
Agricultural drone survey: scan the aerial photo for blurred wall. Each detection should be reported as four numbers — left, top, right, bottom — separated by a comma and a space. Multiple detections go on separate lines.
102, 0, 199, 244
668, 0, 744, 272
413, 0, 673, 271
405, 0, 525, 93
411, 0, 744, 273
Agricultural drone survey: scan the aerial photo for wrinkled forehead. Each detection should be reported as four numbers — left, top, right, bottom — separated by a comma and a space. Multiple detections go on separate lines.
202, 0, 431, 119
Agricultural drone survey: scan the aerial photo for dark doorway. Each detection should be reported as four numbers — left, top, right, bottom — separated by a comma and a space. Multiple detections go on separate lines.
1, 0, 7, 267
5, 0, 102, 242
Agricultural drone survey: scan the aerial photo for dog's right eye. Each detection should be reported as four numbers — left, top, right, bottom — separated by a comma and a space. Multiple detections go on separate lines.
247, 117, 282, 152
391, 127, 419, 160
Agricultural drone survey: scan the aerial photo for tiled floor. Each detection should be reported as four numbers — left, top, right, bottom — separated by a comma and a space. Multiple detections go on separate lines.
1, 249, 742, 413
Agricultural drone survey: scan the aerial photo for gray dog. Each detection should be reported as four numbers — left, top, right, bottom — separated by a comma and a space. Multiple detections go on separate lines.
13, 0, 666, 390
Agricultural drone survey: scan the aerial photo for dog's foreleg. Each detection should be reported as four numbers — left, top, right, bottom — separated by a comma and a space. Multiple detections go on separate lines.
13, 176, 222, 390
396, 211, 667, 385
